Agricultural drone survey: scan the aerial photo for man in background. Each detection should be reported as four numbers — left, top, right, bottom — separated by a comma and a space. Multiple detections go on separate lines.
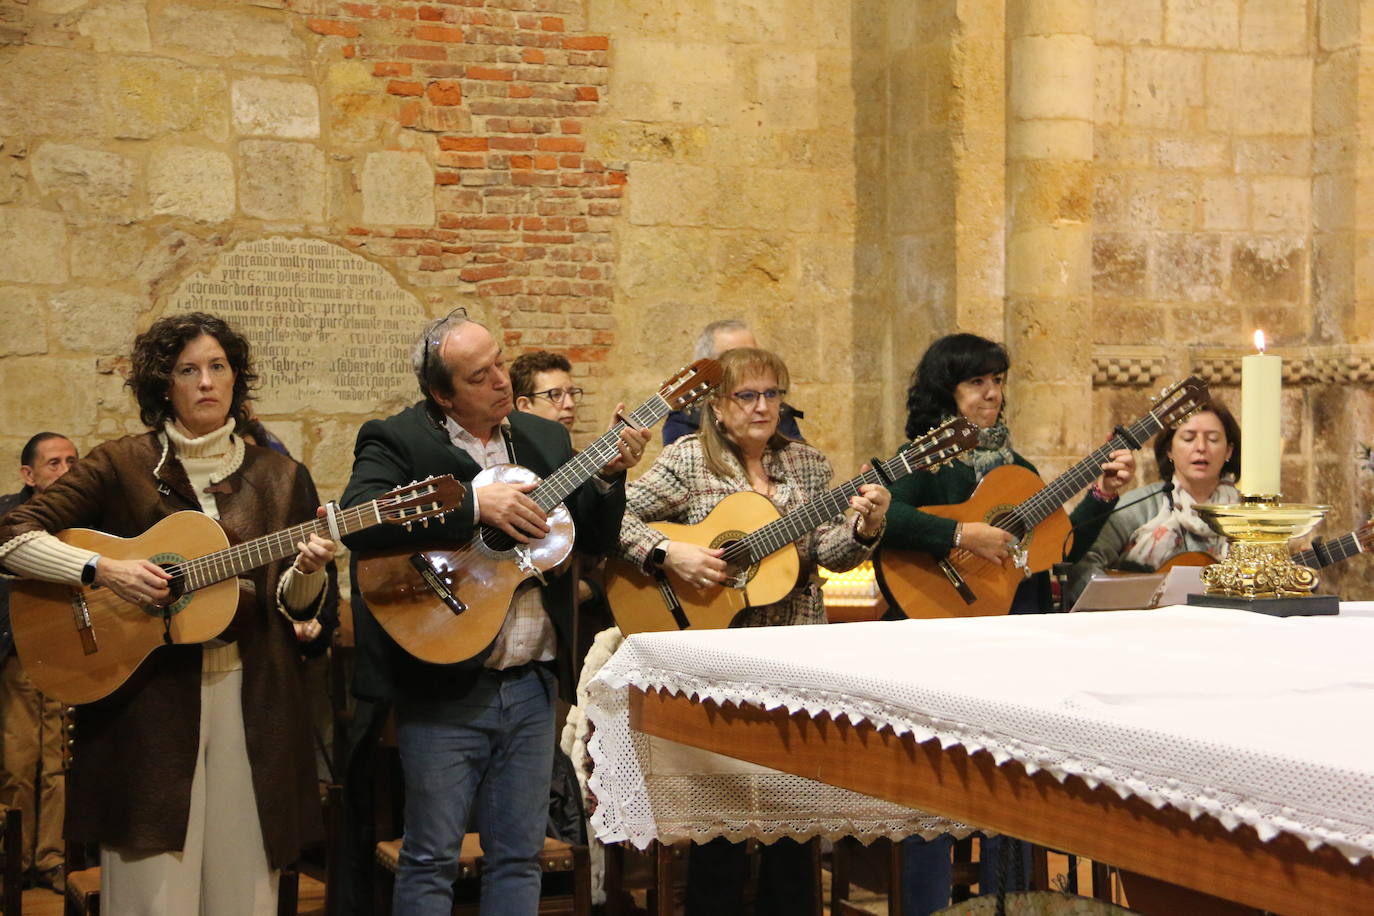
0, 432, 77, 892
511, 350, 581, 431
663, 318, 804, 444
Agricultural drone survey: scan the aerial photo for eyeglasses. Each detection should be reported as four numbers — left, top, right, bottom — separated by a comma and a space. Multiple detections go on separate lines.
730, 388, 786, 406
420, 307, 469, 391
528, 387, 584, 404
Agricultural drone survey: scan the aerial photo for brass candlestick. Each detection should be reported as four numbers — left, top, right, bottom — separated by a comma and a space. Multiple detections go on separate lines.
1191, 497, 1337, 615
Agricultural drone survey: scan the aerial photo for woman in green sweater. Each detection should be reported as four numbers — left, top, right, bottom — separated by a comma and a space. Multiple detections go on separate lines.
882, 333, 1136, 914
882, 332, 1134, 615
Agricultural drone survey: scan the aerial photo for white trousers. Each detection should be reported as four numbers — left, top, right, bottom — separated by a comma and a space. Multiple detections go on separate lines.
100, 668, 278, 915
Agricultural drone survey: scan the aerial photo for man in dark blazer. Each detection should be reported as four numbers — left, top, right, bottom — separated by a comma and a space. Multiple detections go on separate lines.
340, 310, 648, 916
0, 432, 77, 892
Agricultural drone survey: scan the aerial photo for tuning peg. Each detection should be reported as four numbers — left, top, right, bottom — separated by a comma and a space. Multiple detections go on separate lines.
404, 521, 413, 532
422, 518, 430, 527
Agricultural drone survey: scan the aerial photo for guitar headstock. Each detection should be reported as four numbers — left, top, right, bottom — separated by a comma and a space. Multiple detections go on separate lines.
1152, 375, 1211, 429
903, 416, 981, 472
659, 358, 724, 411
1357, 518, 1374, 554
378, 475, 464, 528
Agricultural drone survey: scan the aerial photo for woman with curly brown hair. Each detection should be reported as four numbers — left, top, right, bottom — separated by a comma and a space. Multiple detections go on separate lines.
0, 312, 336, 913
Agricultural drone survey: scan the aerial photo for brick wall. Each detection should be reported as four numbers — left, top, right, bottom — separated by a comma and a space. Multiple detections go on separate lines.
312, 0, 625, 434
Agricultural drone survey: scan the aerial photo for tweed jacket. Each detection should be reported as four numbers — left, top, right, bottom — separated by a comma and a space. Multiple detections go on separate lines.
340, 401, 626, 703
0, 432, 328, 868
618, 435, 873, 628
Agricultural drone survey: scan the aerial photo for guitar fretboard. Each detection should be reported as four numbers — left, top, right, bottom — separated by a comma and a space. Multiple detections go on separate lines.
1009, 408, 1178, 537
169, 490, 439, 591
1295, 530, 1364, 570
529, 395, 670, 513
719, 426, 970, 565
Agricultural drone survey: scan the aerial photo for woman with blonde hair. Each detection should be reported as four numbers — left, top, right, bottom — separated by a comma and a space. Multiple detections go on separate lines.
616, 346, 890, 913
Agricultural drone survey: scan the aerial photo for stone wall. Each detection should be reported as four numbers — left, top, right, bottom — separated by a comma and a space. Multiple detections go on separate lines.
4, 0, 1374, 596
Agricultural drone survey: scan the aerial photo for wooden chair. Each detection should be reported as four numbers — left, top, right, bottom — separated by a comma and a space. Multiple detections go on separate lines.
62, 852, 301, 915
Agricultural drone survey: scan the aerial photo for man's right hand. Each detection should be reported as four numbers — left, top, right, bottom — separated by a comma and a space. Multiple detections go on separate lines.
95, 557, 173, 606
476, 481, 550, 542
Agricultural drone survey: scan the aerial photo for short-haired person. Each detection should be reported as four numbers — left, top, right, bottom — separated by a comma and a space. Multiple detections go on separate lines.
662, 318, 804, 444
881, 332, 1134, 915
0, 313, 337, 913
340, 310, 649, 915
1067, 403, 1242, 605
618, 347, 889, 914
511, 350, 580, 429
0, 432, 79, 891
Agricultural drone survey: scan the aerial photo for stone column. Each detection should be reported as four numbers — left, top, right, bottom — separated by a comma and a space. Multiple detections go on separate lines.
868, 0, 1006, 455
1312, 0, 1374, 598
1004, 0, 1095, 471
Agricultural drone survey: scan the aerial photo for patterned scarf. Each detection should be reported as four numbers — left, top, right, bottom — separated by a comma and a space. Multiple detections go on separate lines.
949, 417, 1016, 480
1120, 477, 1240, 570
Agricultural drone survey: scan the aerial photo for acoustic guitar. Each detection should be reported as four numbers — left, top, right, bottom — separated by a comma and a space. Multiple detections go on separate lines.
9, 476, 463, 704
874, 376, 1211, 620
354, 359, 724, 665
1159, 518, 1374, 572
604, 417, 980, 637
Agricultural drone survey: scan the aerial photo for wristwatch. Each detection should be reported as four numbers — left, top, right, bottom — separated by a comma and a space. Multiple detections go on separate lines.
80, 555, 100, 586
648, 542, 668, 570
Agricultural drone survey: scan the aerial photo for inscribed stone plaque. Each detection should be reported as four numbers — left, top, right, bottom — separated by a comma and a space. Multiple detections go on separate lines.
165, 237, 425, 414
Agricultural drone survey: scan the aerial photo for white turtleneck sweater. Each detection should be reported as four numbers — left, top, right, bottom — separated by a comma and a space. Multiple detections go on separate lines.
1, 420, 327, 672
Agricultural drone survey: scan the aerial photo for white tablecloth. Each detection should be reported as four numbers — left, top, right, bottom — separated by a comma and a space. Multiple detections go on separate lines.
585, 606, 1374, 861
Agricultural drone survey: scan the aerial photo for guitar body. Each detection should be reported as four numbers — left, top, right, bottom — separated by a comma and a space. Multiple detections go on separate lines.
10, 512, 238, 705
875, 464, 1072, 620
606, 490, 801, 637
354, 464, 575, 665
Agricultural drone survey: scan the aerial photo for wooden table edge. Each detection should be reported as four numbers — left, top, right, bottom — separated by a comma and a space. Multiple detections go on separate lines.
628, 687, 1374, 916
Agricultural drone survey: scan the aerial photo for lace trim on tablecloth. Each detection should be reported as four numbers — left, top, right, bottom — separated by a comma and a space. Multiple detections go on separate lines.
586, 652, 1374, 864
586, 664, 972, 849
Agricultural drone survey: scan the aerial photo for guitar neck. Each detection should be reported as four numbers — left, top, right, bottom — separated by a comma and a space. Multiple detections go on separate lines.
1015, 411, 1164, 531
1295, 530, 1363, 570
530, 395, 669, 512
723, 449, 917, 564
177, 502, 383, 592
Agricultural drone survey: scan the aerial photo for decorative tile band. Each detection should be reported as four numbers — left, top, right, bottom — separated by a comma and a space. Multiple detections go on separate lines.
1094, 348, 1374, 387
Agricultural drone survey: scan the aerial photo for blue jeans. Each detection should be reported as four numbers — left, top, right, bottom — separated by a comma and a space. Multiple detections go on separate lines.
393, 665, 555, 916
901, 834, 1032, 916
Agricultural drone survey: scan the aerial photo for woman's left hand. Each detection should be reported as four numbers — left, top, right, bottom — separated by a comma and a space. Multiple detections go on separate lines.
850, 482, 890, 540
1096, 447, 1136, 497
293, 528, 338, 575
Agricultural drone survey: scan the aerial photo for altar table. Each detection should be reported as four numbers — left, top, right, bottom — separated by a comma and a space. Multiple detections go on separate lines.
585, 607, 1374, 915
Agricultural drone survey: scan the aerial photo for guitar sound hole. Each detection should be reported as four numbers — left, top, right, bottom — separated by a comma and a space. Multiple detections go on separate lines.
160, 565, 186, 602
714, 539, 754, 587
990, 512, 1026, 540
479, 526, 517, 554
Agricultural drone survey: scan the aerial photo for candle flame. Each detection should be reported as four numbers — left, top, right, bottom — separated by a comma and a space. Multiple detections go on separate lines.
1254, 329, 1266, 353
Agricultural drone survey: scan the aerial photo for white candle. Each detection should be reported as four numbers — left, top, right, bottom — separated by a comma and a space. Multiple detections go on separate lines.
1239, 329, 1282, 497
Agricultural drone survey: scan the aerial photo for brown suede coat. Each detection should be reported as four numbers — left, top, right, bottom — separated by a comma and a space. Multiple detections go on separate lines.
0, 431, 326, 868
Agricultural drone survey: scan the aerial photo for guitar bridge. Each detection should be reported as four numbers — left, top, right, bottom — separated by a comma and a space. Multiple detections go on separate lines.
938, 559, 978, 606
651, 572, 691, 630
71, 590, 98, 655
410, 554, 468, 616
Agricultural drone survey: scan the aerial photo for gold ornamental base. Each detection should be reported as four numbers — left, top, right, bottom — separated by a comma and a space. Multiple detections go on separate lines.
1193, 497, 1330, 600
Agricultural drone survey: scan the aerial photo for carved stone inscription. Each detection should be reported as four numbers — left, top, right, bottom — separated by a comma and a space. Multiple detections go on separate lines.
166, 237, 425, 413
